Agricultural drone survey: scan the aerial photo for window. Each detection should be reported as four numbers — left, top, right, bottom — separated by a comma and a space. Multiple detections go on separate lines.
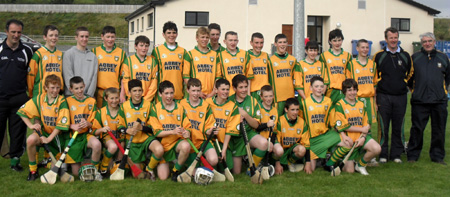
137, 19, 140, 32
391, 18, 410, 31
358, 0, 366, 9
130, 21, 134, 34
148, 13, 154, 28
249, 0, 257, 5
141, 17, 144, 31
185, 12, 209, 26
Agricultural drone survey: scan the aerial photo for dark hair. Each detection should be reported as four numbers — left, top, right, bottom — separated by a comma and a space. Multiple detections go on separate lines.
260, 85, 273, 96
187, 78, 202, 90
104, 87, 120, 99
208, 23, 221, 32
341, 79, 358, 95
251, 32, 264, 42
232, 74, 248, 88
224, 31, 238, 40
135, 35, 150, 46
384, 27, 399, 39
128, 79, 142, 92
274, 34, 287, 43
163, 21, 177, 33
159, 80, 174, 94
6, 19, 23, 31
328, 29, 344, 41
357, 39, 369, 47
44, 74, 61, 87
102, 26, 116, 35
43, 25, 58, 36
305, 40, 319, 50
215, 78, 230, 89
310, 76, 324, 86
69, 76, 84, 88
285, 98, 300, 110
75, 26, 89, 36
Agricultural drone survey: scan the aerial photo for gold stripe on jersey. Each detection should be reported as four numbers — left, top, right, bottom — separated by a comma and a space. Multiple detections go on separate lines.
259, 103, 279, 139
186, 47, 221, 95
180, 98, 215, 150
346, 58, 378, 97
152, 43, 190, 100
121, 99, 152, 143
17, 94, 69, 134
205, 97, 240, 143
295, 59, 329, 97
149, 102, 191, 151
121, 54, 158, 101
268, 53, 299, 103
333, 99, 368, 142
248, 50, 270, 93
319, 49, 352, 90
217, 47, 253, 95
66, 95, 97, 135
92, 105, 126, 139
93, 44, 126, 90
299, 96, 332, 138
27, 46, 63, 98
276, 113, 309, 149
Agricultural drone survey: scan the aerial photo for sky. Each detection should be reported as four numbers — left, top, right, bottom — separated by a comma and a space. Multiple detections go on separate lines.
414, 0, 450, 18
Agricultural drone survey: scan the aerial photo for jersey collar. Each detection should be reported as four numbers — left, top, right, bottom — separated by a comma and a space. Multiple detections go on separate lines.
161, 101, 178, 113
275, 52, 289, 60
134, 54, 147, 63
164, 42, 179, 52
225, 47, 240, 57
43, 45, 57, 53
355, 57, 368, 67
302, 59, 317, 65
328, 48, 344, 57
310, 94, 324, 103
44, 94, 59, 106
248, 49, 262, 57
284, 113, 298, 127
101, 43, 117, 53
106, 105, 119, 119
71, 95, 88, 102
195, 46, 211, 55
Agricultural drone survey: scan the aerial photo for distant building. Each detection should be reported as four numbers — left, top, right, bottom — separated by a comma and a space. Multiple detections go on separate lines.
125, 0, 439, 55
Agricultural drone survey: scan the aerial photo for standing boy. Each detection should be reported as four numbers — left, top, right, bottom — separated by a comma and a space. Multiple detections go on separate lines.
248, 33, 270, 101
207, 23, 225, 52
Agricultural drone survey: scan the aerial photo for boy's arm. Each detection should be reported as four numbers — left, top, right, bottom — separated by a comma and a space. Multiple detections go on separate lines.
27, 53, 40, 98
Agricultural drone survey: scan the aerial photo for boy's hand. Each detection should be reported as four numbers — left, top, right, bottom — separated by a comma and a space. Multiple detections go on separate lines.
102, 126, 111, 133
342, 135, 353, 147
275, 161, 283, 175
70, 124, 81, 131
304, 162, 312, 174
30, 123, 41, 132
181, 129, 190, 139
40, 136, 49, 144
267, 119, 275, 127
79, 118, 88, 129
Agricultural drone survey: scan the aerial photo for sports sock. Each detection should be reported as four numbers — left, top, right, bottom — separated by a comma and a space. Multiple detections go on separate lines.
172, 162, 182, 172
11, 157, 19, 166
29, 161, 37, 172
92, 159, 100, 166
288, 152, 301, 164
252, 149, 266, 167
358, 157, 368, 167
326, 146, 350, 166
100, 150, 114, 171
147, 154, 161, 171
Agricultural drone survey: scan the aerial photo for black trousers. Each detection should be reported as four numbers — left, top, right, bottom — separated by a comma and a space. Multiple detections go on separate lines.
407, 102, 447, 161
377, 92, 407, 160
0, 92, 28, 159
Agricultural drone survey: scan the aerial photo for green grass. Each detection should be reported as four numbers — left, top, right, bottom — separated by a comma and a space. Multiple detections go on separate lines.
1, 100, 449, 196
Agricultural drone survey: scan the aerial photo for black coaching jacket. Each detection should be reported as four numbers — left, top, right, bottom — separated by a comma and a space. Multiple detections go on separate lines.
408, 48, 450, 104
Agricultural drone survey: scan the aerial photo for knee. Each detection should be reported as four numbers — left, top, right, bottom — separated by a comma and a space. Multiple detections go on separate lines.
260, 139, 268, 150
153, 145, 164, 157
372, 144, 382, 155
26, 135, 38, 147
296, 146, 306, 157
108, 144, 118, 154
180, 142, 190, 154
275, 146, 284, 157
91, 139, 102, 151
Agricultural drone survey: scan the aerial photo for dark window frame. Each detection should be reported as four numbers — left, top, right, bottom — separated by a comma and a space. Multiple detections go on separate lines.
391, 18, 410, 32
185, 11, 209, 26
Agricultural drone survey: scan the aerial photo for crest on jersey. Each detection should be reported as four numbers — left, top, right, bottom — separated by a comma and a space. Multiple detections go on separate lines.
303, 67, 308, 72
438, 62, 442, 68
289, 60, 294, 66
27, 67, 31, 73
225, 110, 230, 116
178, 54, 182, 59
126, 112, 131, 118
194, 57, 199, 61
210, 56, 214, 62
162, 54, 167, 58
336, 120, 342, 127
308, 106, 314, 111
57, 56, 62, 61
297, 129, 301, 134
98, 55, 103, 60
133, 64, 138, 69
103, 120, 108, 126
342, 59, 346, 64
88, 104, 93, 111
245, 106, 250, 112
177, 114, 181, 121
256, 110, 261, 117
359, 108, 363, 114
327, 59, 332, 64
274, 62, 278, 67
345, 109, 349, 114
144, 112, 148, 118
55, 107, 58, 113
199, 112, 204, 118
20, 104, 25, 109
147, 64, 151, 70
114, 56, 119, 61
236, 124, 240, 130
71, 106, 76, 111
240, 57, 244, 63
318, 67, 321, 71
263, 59, 267, 64
159, 114, 164, 120
224, 59, 229, 63
61, 117, 68, 124
370, 68, 374, 73
355, 69, 360, 74
282, 128, 286, 133
43, 55, 48, 61
324, 105, 328, 111
398, 60, 402, 66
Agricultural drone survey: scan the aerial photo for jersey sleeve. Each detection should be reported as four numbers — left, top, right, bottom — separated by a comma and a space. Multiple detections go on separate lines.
91, 109, 103, 133
294, 62, 304, 90
16, 98, 39, 119
245, 51, 254, 80
346, 60, 353, 79
148, 104, 163, 136
321, 62, 330, 85
298, 100, 305, 120
216, 52, 224, 79
373, 61, 378, 87
182, 50, 191, 79
333, 103, 350, 132
56, 98, 70, 131
121, 57, 131, 97
300, 121, 310, 148
143, 58, 158, 102
87, 100, 97, 124
252, 99, 262, 124
202, 106, 215, 135
181, 108, 192, 132
27, 53, 40, 98
215, 53, 222, 80
226, 105, 241, 136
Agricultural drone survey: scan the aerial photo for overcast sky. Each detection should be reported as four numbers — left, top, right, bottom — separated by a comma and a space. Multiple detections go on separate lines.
414, 0, 450, 18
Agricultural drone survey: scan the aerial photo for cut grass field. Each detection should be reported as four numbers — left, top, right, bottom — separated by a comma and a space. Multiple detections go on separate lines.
1, 100, 449, 196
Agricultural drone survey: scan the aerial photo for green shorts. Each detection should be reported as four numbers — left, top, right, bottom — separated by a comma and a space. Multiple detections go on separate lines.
66, 133, 91, 163
185, 141, 214, 167
310, 130, 341, 159
163, 139, 183, 162
38, 131, 65, 157
229, 136, 246, 157
251, 91, 262, 102
326, 88, 343, 104
247, 130, 259, 142
129, 136, 156, 163
214, 141, 234, 170
280, 144, 299, 165
358, 97, 377, 125
349, 135, 374, 160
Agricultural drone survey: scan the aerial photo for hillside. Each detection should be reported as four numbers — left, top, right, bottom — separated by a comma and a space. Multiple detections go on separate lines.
434, 18, 450, 40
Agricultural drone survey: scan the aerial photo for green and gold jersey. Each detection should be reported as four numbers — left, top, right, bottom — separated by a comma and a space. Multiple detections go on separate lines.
92, 105, 126, 139
207, 43, 225, 52
296, 59, 329, 97
276, 113, 309, 149
148, 101, 191, 151
217, 48, 253, 95
27, 46, 63, 98
66, 95, 97, 135
121, 54, 158, 101
346, 58, 378, 98
268, 53, 300, 102
319, 48, 352, 90
333, 98, 368, 141
17, 93, 69, 134
229, 94, 261, 135
248, 50, 270, 93
186, 47, 221, 95
180, 98, 215, 150
259, 103, 279, 139
299, 96, 332, 138
152, 43, 190, 100
92, 44, 126, 90
121, 99, 152, 143
205, 97, 240, 143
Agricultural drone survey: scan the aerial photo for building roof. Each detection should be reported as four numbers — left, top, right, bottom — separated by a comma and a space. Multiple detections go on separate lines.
125, 0, 167, 21
400, 0, 440, 15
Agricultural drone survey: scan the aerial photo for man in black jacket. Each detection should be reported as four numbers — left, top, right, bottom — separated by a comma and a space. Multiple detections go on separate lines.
407, 32, 450, 165
0, 19, 33, 171
373, 27, 413, 164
